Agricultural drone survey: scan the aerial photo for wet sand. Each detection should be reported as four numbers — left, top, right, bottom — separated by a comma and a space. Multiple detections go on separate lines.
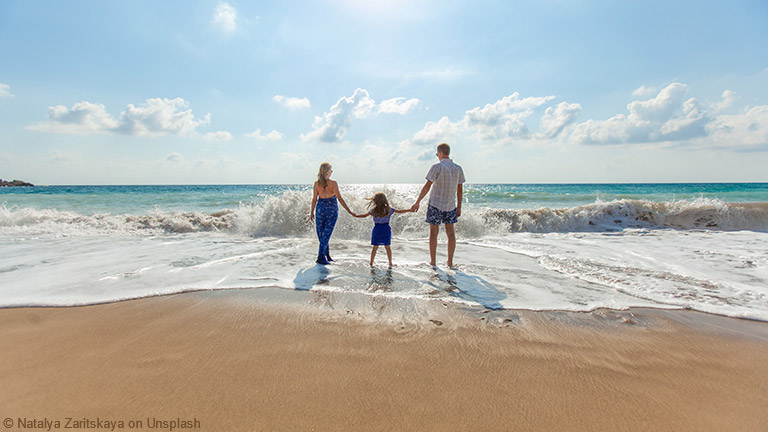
1, 289, 767, 431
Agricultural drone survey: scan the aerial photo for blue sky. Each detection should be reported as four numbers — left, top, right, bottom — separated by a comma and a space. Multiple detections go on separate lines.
1, 0, 767, 184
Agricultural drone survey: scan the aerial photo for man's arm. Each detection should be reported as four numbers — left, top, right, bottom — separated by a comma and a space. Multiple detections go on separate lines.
411, 180, 432, 212
456, 183, 463, 217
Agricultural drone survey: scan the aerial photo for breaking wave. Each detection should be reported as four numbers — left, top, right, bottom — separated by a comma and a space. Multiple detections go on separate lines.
2, 192, 767, 238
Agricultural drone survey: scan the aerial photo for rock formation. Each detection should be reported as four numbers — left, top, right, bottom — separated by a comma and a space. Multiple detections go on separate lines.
0, 179, 34, 187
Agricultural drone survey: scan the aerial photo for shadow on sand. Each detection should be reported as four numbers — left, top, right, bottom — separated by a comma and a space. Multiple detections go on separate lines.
292, 264, 333, 290
291, 263, 506, 311
430, 267, 506, 310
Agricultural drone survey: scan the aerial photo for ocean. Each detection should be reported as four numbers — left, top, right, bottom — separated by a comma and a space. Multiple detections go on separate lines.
2, 183, 767, 320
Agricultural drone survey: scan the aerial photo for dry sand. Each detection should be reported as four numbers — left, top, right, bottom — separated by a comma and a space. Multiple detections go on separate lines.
1, 289, 767, 431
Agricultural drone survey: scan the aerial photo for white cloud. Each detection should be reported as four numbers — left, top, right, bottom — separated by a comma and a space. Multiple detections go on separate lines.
166, 152, 185, 163
245, 129, 283, 140
27, 101, 119, 134
708, 105, 768, 150
379, 97, 420, 115
626, 82, 688, 123
710, 90, 737, 113
301, 88, 376, 142
116, 98, 210, 137
408, 93, 577, 147
299, 89, 421, 142
351, 90, 376, 118
0, 83, 13, 98
463, 93, 555, 140
658, 98, 708, 140
213, 2, 237, 32
273, 95, 311, 110
28, 98, 212, 137
569, 115, 640, 145
632, 85, 656, 98
202, 131, 233, 141
570, 83, 709, 145
539, 101, 582, 138
416, 148, 435, 161
411, 116, 459, 146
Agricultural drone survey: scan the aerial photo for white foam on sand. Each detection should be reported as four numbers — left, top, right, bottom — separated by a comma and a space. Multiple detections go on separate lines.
2, 226, 766, 321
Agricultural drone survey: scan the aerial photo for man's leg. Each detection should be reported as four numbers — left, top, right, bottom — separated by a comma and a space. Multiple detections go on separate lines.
445, 223, 456, 267
429, 224, 439, 267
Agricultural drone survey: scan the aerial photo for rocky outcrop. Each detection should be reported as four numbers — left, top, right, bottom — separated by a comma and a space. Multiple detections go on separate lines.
0, 179, 34, 187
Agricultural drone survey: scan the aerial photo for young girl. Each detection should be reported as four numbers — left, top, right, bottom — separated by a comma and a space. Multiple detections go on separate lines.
354, 192, 413, 267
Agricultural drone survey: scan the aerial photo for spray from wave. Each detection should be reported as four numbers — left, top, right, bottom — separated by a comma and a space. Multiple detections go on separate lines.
2, 193, 767, 238
476, 198, 768, 233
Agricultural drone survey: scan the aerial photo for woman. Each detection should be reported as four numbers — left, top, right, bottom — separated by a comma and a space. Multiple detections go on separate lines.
310, 162, 354, 265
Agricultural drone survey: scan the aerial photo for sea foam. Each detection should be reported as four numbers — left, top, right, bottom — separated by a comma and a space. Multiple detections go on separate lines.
2, 195, 767, 238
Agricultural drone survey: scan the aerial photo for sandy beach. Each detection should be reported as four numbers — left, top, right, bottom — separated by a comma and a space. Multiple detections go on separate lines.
2, 289, 767, 432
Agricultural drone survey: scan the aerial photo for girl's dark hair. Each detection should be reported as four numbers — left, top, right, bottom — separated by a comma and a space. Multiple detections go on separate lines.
366, 192, 391, 218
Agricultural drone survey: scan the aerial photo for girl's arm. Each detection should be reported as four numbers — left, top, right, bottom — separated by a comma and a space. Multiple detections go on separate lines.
310, 183, 318, 221
352, 212, 370, 218
334, 182, 354, 215
393, 208, 413, 214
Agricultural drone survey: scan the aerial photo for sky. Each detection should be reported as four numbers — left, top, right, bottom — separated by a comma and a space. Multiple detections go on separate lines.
1, 0, 767, 185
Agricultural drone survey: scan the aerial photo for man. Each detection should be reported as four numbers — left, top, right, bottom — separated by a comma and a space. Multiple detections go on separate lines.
411, 143, 465, 267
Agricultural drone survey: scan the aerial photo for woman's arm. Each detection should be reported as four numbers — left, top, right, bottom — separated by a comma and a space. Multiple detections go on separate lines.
333, 181, 354, 215
310, 182, 318, 221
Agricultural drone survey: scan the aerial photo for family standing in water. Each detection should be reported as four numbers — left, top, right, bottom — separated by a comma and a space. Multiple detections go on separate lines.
310, 143, 465, 268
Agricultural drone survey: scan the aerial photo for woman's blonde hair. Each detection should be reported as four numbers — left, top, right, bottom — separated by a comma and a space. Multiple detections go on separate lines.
317, 162, 332, 188
366, 192, 391, 218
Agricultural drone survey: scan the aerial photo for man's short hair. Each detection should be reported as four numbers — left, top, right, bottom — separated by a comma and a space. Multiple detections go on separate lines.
437, 143, 450, 156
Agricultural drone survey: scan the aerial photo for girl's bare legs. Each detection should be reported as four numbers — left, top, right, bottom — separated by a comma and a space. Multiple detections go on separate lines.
385, 245, 392, 267
370, 245, 379, 266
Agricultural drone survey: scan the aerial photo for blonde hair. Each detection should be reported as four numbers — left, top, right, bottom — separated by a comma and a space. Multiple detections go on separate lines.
367, 192, 391, 218
317, 162, 332, 188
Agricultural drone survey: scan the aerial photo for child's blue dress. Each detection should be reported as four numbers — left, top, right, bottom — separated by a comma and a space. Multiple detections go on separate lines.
371, 208, 395, 246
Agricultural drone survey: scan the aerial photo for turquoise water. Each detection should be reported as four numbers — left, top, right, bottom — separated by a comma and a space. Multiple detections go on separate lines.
3, 183, 767, 215
463, 183, 768, 209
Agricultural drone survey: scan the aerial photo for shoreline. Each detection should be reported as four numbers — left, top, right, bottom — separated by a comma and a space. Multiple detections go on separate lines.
2, 288, 767, 431
2, 284, 767, 332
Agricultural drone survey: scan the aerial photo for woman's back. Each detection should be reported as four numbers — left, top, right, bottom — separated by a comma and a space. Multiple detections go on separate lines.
315, 179, 337, 199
